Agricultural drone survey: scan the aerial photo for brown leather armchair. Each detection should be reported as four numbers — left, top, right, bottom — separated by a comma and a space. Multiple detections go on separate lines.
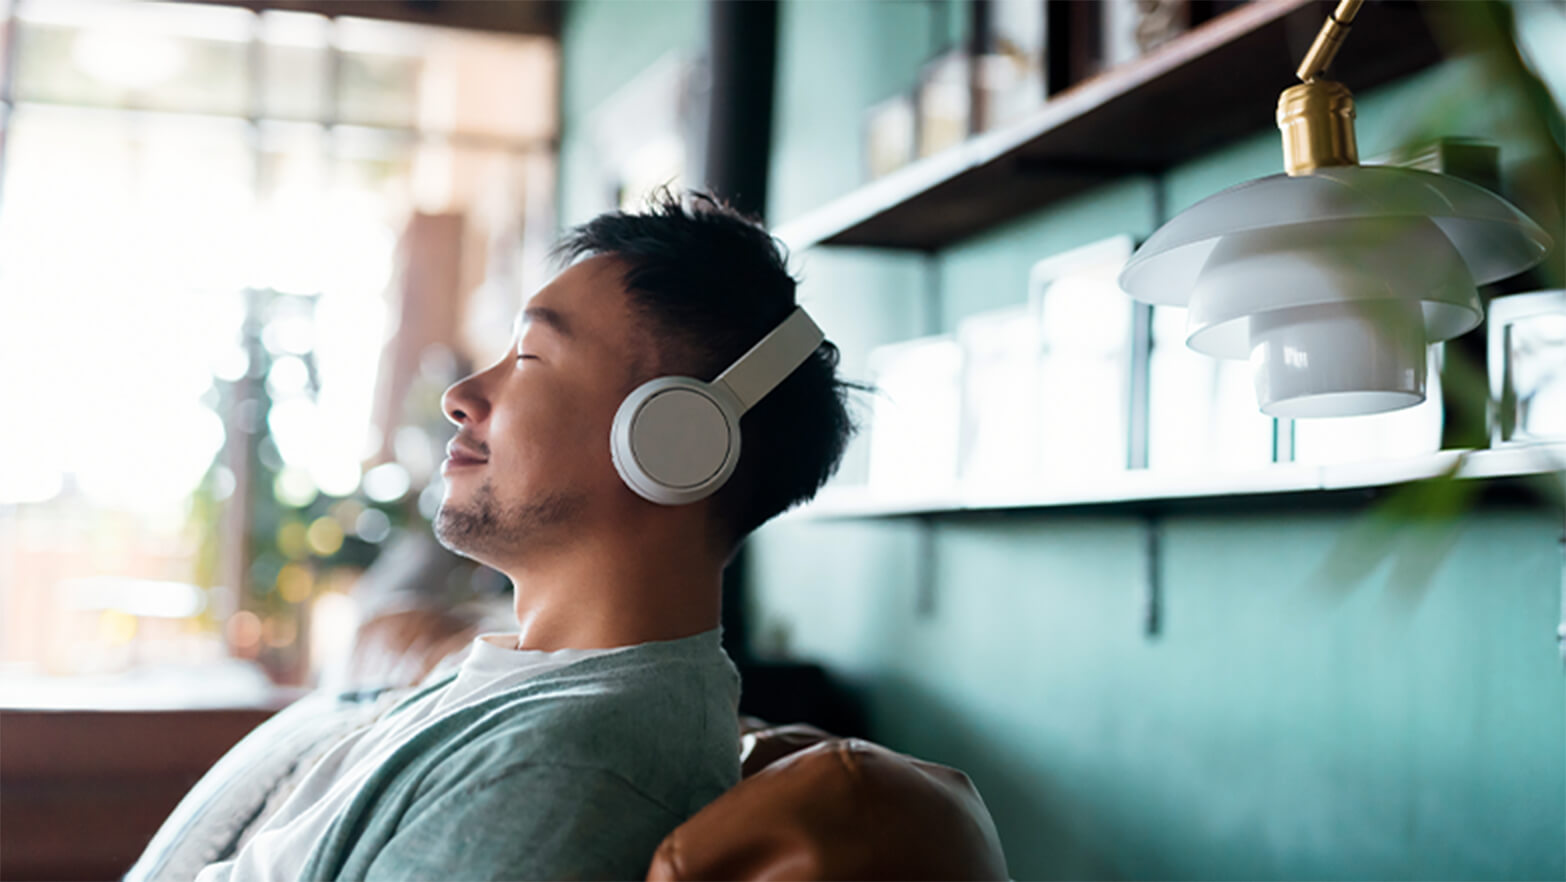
647, 718, 1009, 881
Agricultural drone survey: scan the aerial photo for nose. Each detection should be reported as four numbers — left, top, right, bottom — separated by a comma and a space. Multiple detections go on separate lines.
442, 372, 489, 427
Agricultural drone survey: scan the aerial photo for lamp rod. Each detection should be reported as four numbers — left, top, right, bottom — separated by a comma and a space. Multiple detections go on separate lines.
1296, 0, 1364, 83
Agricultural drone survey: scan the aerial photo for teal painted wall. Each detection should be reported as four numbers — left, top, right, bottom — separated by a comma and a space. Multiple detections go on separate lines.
556, 0, 707, 227
557, 2, 1566, 877
750, 507, 1562, 880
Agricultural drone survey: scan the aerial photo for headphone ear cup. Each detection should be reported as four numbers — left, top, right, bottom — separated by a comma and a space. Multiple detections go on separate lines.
611, 377, 742, 505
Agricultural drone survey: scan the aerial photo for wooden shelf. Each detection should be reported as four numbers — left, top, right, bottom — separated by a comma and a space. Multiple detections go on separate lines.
773, 0, 1444, 253
785, 444, 1566, 520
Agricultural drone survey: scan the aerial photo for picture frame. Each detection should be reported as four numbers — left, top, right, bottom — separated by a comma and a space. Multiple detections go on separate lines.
1488, 289, 1566, 446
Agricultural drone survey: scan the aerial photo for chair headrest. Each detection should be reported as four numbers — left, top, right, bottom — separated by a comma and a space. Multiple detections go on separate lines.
648, 729, 1009, 881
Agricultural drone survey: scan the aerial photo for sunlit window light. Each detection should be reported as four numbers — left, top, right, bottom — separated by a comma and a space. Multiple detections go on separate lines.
0, 1, 557, 688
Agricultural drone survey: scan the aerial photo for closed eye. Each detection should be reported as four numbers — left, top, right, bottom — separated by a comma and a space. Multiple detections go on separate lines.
516, 355, 538, 362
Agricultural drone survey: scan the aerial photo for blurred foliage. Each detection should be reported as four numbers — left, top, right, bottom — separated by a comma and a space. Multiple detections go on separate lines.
184, 288, 423, 682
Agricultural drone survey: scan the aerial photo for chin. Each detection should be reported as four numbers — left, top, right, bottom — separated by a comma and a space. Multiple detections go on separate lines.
432, 485, 588, 562
431, 502, 491, 558
434, 477, 497, 532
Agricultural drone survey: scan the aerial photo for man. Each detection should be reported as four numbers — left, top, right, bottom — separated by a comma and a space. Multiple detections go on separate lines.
143, 191, 859, 881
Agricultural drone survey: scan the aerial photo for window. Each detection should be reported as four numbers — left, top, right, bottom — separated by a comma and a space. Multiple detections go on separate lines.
0, 0, 556, 698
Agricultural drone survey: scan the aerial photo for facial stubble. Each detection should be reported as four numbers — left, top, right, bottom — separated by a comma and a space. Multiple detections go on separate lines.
432, 476, 585, 561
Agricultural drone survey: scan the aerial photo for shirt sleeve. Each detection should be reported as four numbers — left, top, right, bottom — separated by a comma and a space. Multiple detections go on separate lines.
361, 762, 685, 882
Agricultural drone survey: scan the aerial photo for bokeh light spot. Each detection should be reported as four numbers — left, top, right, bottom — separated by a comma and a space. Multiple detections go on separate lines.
274, 465, 319, 507
98, 609, 138, 645
277, 519, 310, 560
277, 563, 314, 604
306, 516, 344, 556
330, 498, 365, 531
262, 615, 298, 648
355, 507, 392, 543
363, 461, 411, 502
226, 609, 262, 655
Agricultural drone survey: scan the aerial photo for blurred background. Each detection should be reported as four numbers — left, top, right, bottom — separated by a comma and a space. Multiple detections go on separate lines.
1, 0, 1565, 879
0, 0, 557, 697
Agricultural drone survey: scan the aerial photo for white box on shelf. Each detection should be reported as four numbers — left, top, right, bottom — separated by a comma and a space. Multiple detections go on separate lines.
1489, 289, 1566, 446
956, 305, 1044, 492
1147, 305, 1275, 473
865, 334, 963, 498
1028, 235, 1137, 481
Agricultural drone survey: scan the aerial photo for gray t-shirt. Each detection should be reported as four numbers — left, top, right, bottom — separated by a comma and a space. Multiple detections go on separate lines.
194, 628, 741, 881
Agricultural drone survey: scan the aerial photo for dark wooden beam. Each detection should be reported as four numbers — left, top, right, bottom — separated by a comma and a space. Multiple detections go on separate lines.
703, 0, 777, 218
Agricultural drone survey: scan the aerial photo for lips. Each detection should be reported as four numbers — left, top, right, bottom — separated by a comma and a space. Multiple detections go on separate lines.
445, 438, 488, 465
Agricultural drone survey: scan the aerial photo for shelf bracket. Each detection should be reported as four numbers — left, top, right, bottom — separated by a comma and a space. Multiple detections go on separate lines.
915, 515, 937, 619
1144, 516, 1163, 639
1557, 472, 1566, 667
1556, 533, 1565, 667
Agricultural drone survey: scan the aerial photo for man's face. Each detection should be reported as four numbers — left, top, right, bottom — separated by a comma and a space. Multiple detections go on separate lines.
433, 256, 653, 565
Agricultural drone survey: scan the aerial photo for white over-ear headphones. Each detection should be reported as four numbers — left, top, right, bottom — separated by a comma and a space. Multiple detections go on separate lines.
611, 306, 824, 505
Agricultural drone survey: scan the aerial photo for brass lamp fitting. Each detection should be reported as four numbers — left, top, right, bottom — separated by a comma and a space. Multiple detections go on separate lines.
1296, 0, 1363, 84
1277, 79, 1359, 176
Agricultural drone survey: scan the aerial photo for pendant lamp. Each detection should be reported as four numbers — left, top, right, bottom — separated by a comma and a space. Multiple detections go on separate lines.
1118, 0, 1553, 418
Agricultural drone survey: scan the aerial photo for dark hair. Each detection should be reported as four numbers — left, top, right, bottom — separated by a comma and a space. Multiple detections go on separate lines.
551, 188, 861, 547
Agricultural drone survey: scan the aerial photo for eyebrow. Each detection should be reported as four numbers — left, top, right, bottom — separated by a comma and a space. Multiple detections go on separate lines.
515, 305, 575, 342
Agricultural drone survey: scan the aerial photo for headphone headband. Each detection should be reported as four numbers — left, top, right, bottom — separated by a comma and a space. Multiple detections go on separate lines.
710, 307, 824, 414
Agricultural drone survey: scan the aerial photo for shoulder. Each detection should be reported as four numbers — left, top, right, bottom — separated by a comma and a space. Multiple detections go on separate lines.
539, 644, 739, 730
417, 640, 741, 811
363, 763, 686, 882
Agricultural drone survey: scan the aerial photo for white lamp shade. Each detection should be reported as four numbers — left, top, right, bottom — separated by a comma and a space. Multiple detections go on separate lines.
1117, 163, 1553, 418
1184, 216, 1480, 359
1250, 300, 1428, 417
1119, 165, 1552, 303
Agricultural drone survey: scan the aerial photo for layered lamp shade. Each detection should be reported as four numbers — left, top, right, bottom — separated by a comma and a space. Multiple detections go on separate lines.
1117, 0, 1553, 418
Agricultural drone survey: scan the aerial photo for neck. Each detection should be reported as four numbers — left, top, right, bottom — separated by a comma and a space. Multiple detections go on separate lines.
498, 528, 724, 652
